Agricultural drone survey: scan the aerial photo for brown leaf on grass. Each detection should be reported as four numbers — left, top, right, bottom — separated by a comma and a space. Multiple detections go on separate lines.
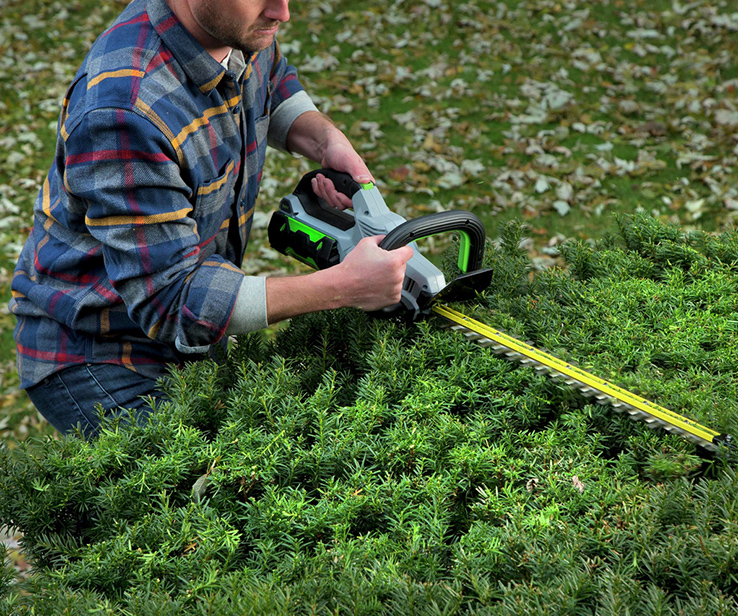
634, 121, 667, 137
388, 166, 411, 182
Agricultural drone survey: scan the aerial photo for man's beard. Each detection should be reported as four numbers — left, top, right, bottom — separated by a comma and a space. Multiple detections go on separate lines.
200, 14, 281, 56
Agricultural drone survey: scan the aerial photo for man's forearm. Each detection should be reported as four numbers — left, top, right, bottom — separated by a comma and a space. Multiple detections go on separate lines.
264, 268, 344, 324
285, 110, 343, 163
226, 269, 341, 335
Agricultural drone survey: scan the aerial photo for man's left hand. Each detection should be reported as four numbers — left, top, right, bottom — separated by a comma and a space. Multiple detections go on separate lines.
285, 110, 374, 211
311, 138, 373, 210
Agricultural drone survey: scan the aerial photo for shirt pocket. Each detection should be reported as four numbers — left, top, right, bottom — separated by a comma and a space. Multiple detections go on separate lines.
192, 160, 237, 250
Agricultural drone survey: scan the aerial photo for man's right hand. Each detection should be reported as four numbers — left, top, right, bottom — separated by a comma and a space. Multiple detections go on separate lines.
333, 236, 414, 311
264, 236, 413, 324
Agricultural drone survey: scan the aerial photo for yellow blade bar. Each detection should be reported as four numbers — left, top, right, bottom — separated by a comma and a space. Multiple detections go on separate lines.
433, 304, 722, 448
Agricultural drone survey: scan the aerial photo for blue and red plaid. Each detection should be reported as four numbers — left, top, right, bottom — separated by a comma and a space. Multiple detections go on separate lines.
10, 0, 313, 389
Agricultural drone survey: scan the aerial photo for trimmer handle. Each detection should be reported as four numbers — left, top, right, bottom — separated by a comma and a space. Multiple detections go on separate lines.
378, 210, 487, 274
288, 169, 361, 234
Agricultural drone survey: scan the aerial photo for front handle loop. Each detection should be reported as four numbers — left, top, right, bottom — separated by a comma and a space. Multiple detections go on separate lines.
378, 210, 487, 273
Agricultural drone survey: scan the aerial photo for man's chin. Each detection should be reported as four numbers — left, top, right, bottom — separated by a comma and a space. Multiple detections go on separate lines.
236, 25, 280, 55
235, 34, 277, 56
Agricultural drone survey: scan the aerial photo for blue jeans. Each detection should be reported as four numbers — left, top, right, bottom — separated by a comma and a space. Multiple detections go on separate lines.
26, 363, 165, 437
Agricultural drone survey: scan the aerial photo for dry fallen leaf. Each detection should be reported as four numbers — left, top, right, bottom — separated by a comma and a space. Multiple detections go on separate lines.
572, 476, 585, 493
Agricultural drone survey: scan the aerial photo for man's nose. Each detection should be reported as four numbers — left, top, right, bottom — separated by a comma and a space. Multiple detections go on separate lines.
265, 0, 290, 23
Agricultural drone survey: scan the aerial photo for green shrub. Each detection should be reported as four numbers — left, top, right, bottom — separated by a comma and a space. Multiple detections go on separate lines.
1, 214, 738, 614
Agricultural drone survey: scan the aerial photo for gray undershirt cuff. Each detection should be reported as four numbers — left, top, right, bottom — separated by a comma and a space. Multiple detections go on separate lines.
268, 90, 319, 151
225, 276, 269, 335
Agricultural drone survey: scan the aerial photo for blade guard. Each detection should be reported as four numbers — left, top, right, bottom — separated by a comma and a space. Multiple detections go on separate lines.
268, 169, 492, 320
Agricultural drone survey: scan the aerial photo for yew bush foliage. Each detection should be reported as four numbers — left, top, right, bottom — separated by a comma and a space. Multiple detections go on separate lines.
2, 215, 738, 614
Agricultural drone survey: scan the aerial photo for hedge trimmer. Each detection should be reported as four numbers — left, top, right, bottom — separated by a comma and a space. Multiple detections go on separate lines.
268, 169, 733, 454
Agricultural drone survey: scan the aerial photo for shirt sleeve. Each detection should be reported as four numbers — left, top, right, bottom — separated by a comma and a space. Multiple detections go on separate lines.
65, 107, 245, 354
266, 41, 319, 151
225, 276, 268, 335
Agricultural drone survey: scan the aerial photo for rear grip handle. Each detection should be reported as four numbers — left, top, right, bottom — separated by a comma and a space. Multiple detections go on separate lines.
294, 169, 363, 201
378, 210, 487, 273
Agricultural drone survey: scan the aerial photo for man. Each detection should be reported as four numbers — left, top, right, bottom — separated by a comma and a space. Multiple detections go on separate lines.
9, 0, 413, 436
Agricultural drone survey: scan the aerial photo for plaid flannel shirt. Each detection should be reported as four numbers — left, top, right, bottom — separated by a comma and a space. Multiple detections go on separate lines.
10, 0, 315, 389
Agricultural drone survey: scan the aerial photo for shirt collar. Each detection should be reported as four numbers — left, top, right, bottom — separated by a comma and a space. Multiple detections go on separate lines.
146, 0, 230, 94
228, 49, 248, 82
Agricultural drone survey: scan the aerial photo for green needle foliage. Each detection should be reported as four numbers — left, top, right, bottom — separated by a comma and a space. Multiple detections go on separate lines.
2, 214, 738, 615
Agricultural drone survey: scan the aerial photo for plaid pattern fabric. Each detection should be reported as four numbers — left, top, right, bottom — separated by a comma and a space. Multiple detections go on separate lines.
10, 0, 311, 389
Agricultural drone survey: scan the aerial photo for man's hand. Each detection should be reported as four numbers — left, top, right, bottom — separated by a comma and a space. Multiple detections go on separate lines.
332, 236, 413, 311
286, 110, 373, 210
310, 138, 372, 211
264, 236, 414, 323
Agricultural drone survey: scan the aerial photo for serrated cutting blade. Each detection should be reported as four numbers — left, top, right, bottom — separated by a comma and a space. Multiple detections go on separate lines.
433, 304, 733, 454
